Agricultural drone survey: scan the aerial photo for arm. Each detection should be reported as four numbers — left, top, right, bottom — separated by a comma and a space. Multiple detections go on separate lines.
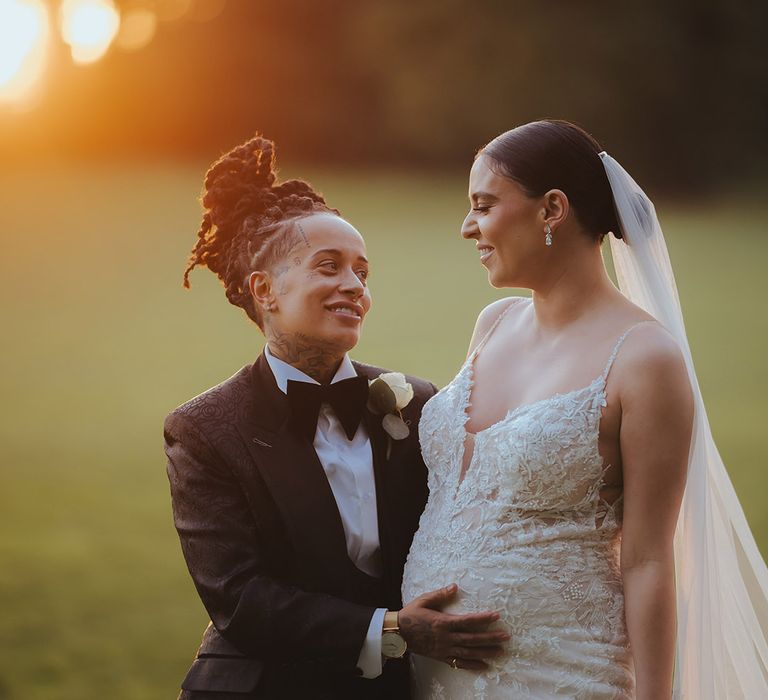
618, 330, 694, 699
164, 410, 374, 670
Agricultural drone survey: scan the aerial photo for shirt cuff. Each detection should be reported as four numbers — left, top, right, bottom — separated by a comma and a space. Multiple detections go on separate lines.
356, 607, 387, 679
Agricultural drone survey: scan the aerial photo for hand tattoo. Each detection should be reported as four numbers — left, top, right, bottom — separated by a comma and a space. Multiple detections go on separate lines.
399, 614, 437, 655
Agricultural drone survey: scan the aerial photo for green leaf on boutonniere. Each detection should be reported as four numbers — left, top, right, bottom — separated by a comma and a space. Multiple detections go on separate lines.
367, 378, 397, 415
382, 413, 410, 440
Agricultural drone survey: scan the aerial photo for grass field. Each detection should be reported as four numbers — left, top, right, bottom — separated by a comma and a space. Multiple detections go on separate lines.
1, 163, 766, 699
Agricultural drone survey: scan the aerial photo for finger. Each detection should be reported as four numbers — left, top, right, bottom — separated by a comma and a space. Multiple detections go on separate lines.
451, 631, 511, 647
446, 612, 501, 632
416, 584, 458, 609
450, 646, 506, 660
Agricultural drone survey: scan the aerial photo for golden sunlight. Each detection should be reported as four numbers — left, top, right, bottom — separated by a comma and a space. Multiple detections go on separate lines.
0, 0, 49, 104
115, 8, 157, 52
60, 0, 120, 65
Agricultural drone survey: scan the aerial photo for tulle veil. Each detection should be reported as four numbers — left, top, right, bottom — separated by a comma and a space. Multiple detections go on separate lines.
600, 152, 768, 698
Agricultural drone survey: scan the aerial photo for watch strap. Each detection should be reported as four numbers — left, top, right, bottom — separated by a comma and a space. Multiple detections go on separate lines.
382, 610, 400, 632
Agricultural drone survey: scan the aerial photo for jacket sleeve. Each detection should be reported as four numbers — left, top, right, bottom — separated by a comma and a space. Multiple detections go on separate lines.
164, 410, 375, 670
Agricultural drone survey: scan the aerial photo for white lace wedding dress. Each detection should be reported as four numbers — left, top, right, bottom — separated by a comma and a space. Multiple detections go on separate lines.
402, 300, 644, 699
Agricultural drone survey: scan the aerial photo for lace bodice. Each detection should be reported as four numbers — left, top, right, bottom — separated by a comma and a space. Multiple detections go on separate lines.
402, 299, 649, 699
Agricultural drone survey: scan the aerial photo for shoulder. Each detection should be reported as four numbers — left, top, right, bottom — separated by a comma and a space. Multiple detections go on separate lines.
613, 322, 692, 411
468, 295, 529, 355
616, 321, 687, 375
165, 364, 253, 434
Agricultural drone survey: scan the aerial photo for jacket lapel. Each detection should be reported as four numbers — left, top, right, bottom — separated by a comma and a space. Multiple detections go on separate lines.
235, 353, 351, 587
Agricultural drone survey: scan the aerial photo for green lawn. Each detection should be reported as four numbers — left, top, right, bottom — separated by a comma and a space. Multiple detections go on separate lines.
1, 164, 766, 699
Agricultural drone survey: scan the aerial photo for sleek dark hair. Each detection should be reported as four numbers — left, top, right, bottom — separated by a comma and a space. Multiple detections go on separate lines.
183, 134, 338, 328
479, 120, 622, 242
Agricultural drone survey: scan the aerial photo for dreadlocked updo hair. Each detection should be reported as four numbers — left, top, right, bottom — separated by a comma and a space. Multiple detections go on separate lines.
183, 134, 338, 329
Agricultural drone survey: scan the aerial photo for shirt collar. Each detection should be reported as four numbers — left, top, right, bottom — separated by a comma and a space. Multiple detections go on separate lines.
264, 344, 358, 394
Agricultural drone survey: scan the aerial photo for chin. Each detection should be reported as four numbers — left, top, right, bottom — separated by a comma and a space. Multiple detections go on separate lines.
339, 330, 361, 352
487, 265, 521, 289
320, 328, 361, 354
487, 270, 509, 289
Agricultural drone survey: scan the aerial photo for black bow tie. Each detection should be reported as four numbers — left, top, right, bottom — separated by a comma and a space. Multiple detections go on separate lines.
286, 376, 369, 442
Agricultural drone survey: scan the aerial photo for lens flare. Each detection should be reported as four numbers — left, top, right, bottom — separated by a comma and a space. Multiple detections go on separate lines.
0, 0, 49, 104
116, 8, 157, 52
60, 0, 120, 65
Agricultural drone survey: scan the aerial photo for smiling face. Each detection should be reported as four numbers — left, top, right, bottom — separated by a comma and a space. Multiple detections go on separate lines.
250, 213, 372, 359
461, 155, 547, 288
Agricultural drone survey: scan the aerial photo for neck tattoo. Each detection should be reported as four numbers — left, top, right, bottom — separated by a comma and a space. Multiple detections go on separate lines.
267, 330, 343, 384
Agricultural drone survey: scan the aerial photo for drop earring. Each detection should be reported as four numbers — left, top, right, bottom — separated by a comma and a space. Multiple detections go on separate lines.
545, 223, 553, 246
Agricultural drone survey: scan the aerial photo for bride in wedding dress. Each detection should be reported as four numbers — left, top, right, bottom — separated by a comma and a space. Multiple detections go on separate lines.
401, 120, 768, 699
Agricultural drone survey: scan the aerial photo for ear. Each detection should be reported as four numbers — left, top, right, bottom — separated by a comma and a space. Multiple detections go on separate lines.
541, 189, 569, 231
249, 270, 277, 314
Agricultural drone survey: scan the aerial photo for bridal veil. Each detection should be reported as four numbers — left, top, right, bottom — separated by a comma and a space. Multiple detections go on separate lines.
600, 152, 768, 698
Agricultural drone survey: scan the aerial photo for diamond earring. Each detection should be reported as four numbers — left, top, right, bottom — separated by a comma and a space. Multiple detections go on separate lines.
545, 223, 553, 246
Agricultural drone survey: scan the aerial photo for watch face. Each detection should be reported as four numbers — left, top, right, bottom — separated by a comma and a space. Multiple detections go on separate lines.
381, 631, 407, 658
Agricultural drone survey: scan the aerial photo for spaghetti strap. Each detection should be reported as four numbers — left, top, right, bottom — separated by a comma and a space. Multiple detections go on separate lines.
472, 297, 526, 358
600, 320, 658, 382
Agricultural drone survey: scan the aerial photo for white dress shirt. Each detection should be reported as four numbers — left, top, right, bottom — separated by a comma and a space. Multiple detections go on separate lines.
264, 345, 387, 679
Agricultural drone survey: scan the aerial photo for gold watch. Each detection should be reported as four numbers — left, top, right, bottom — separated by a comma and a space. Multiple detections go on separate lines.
381, 610, 407, 659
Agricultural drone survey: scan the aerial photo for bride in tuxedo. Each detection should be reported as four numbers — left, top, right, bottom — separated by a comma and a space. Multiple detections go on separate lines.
401, 120, 768, 699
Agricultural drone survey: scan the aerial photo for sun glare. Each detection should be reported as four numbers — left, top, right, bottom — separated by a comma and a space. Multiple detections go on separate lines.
60, 0, 120, 65
0, 0, 49, 104
1, 0, 226, 107
116, 8, 157, 52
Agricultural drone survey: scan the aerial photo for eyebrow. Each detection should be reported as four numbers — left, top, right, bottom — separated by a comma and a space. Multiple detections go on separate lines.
470, 191, 499, 202
311, 248, 369, 263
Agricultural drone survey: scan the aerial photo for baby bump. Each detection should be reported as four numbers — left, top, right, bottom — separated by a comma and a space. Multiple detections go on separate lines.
406, 562, 634, 699
404, 540, 629, 648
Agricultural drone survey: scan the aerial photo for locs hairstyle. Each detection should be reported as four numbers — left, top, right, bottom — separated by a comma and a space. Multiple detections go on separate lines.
183, 135, 339, 329
479, 120, 622, 242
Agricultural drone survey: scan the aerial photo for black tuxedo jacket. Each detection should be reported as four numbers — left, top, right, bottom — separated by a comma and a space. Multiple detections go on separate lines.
164, 353, 437, 699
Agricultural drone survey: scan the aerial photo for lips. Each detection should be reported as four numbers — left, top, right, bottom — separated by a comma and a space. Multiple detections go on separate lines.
325, 302, 364, 320
476, 244, 494, 263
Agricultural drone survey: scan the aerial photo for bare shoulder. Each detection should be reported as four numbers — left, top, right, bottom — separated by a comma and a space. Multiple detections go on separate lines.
467, 296, 529, 356
613, 321, 692, 409
618, 321, 686, 372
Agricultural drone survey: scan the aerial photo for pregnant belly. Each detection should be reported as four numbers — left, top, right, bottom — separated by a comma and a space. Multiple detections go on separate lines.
404, 541, 633, 696
403, 527, 627, 648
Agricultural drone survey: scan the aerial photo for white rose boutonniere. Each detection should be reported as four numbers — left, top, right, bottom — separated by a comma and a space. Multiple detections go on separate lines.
367, 372, 414, 457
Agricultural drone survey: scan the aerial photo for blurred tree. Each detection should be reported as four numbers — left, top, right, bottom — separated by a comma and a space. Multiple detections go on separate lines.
0, 0, 765, 190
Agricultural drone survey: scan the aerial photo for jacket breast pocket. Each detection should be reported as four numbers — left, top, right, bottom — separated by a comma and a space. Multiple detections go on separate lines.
181, 657, 263, 693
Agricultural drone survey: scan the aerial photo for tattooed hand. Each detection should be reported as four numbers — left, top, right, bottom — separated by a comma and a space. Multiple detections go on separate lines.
398, 584, 510, 670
